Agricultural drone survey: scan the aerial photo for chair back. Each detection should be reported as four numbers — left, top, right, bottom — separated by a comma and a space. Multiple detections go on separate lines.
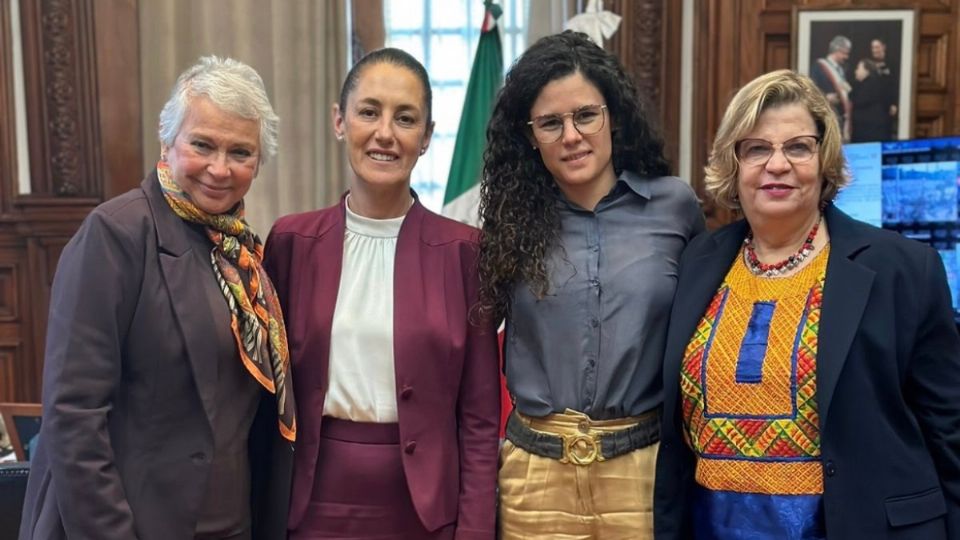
0, 461, 29, 540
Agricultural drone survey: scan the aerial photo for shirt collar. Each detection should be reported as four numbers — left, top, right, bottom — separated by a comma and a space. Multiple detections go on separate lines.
618, 170, 652, 201
554, 170, 653, 211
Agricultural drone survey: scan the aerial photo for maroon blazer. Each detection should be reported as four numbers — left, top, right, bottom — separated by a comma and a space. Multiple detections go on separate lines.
263, 195, 500, 539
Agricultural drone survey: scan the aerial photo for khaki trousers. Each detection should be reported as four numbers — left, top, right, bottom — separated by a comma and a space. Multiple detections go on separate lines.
498, 409, 658, 540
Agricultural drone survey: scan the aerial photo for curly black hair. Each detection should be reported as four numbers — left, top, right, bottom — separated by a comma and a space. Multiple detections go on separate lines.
477, 31, 670, 322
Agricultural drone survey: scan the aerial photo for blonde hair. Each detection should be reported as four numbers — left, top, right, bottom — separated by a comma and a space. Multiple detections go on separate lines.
704, 69, 849, 210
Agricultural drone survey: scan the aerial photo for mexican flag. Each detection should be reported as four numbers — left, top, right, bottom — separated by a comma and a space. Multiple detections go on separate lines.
442, 1, 504, 226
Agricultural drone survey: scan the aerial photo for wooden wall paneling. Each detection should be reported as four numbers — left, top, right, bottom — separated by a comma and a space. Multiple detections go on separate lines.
0, 345, 20, 400
692, 0, 749, 229
848, 0, 951, 9
692, 0, 960, 229
0, 1, 27, 401
760, 9, 793, 72
913, 9, 951, 140
915, 34, 949, 90
0, 246, 29, 402
0, 0, 17, 211
17, 0, 102, 201
660, 0, 683, 173
0, 0, 142, 401
606, 0, 683, 174
0, 263, 21, 321
92, 0, 142, 199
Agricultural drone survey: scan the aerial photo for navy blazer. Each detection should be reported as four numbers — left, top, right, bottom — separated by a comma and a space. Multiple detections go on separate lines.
655, 205, 960, 539
263, 195, 500, 539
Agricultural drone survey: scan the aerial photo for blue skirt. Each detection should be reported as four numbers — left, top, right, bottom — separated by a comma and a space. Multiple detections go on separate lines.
693, 484, 826, 540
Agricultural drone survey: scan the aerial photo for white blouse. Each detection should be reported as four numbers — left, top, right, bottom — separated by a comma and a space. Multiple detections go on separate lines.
322, 197, 405, 422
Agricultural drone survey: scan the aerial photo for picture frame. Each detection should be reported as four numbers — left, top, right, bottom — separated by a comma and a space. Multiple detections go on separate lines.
794, 8, 916, 143
0, 402, 41, 461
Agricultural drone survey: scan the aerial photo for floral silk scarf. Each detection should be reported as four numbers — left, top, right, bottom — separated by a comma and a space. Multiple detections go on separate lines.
157, 161, 296, 442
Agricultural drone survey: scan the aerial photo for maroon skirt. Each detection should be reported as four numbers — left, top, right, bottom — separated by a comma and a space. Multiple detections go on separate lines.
288, 417, 454, 540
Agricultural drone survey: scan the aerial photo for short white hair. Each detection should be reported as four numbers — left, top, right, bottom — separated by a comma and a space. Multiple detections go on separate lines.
158, 55, 278, 163
828, 35, 852, 53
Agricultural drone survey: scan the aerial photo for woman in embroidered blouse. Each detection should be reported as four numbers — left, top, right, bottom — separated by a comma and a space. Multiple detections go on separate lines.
655, 69, 960, 539
20, 56, 293, 540
263, 48, 499, 539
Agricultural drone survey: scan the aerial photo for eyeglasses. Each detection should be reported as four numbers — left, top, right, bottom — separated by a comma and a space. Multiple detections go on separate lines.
527, 104, 608, 144
735, 135, 821, 166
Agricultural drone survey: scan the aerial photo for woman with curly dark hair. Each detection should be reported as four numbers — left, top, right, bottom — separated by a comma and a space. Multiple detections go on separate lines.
478, 31, 705, 539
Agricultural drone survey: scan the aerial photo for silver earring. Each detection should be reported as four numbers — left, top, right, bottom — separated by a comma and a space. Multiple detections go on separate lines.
419, 147, 427, 155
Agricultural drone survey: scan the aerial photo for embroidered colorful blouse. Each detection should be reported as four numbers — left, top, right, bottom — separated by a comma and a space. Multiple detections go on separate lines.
680, 246, 830, 539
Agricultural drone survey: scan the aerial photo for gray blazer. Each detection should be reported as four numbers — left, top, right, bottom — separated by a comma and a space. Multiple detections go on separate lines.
19, 171, 291, 540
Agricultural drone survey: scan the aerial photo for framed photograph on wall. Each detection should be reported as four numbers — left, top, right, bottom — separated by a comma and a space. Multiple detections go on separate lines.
794, 8, 916, 143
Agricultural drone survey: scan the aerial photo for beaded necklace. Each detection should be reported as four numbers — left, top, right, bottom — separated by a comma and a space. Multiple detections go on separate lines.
743, 215, 821, 277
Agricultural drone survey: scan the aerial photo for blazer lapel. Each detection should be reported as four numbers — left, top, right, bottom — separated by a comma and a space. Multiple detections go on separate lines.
308, 199, 347, 396
663, 221, 746, 417
392, 200, 426, 390
676, 226, 745, 341
144, 173, 220, 422
816, 206, 874, 430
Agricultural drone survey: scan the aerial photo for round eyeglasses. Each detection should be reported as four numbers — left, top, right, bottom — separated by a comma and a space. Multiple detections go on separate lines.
527, 104, 608, 144
735, 135, 821, 166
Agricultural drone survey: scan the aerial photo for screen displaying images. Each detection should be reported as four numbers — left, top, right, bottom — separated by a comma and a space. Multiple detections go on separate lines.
838, 137, 960, 319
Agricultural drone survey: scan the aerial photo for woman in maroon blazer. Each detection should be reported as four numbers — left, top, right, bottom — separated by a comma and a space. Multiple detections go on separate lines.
263, 48, 500, 539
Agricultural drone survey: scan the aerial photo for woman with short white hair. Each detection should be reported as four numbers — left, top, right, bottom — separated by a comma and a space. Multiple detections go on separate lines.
19, 55, 293, 540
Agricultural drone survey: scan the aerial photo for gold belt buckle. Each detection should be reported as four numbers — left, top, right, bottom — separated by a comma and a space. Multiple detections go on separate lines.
559, 432, 604, 465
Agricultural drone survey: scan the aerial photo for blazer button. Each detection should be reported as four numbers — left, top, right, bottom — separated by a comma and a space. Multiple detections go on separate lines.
400, 386, 414, 400
404, 441, 417, 454
824, 460, 836, 477
190, 452, 207, 464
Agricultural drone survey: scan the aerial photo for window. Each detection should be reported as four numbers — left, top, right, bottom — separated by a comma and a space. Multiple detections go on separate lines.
384, 0, 528, 212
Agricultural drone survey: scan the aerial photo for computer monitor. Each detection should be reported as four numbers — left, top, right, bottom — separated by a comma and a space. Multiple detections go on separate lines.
836, 136, 960, 321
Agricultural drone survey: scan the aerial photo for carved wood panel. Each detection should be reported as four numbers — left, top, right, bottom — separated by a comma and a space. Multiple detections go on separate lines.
0, 0, 18, 208
0, 0, 141, 401
0, 346, 20, 400
691, 0, 960, 228
18, 0, 101, 200
0, 264, 19, 321
606, 0, 683, 173
0, 245, 31, 401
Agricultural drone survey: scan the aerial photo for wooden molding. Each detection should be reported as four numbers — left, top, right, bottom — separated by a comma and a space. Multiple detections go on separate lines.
18, 0, 101, 200
0, 0, 141, 401
606, 0, 683, 172
0, 0, 18, 211
690, 0, 960, 229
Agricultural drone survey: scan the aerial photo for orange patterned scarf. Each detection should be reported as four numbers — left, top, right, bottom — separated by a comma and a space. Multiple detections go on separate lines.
157, 161, 296, 442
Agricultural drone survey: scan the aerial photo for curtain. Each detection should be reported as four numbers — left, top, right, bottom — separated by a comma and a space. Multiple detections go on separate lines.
139, 0, 349, 235
526, 0, 577, 45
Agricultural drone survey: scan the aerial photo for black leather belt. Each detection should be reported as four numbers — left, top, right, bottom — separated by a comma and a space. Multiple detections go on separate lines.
505, 409, 661, 466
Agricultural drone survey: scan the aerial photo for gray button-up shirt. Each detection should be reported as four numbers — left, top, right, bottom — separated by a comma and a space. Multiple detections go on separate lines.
504, 171, 705, 419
